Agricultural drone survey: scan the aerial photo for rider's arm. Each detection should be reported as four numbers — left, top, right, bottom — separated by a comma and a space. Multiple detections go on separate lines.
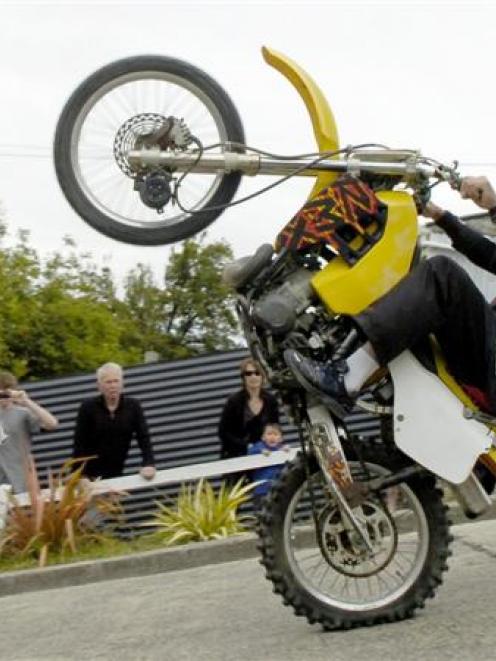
423, 202, 496, 274
423, 176, 496, 273
435, 211, 496, 275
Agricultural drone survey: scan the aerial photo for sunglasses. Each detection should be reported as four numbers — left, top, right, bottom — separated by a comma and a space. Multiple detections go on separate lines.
243, 370, 261, 377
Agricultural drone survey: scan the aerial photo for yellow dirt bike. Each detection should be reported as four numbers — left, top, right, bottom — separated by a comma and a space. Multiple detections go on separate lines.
54, 47, 496, 629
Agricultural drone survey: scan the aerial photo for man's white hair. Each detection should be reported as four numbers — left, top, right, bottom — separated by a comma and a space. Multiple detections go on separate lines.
96, 362, 123, 382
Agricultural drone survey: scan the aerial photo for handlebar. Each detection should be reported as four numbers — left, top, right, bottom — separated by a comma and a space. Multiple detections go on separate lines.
127, 145, 461, 193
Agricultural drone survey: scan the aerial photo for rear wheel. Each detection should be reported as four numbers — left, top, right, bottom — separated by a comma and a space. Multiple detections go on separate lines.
257, 445, 452, 629
54, 55, 245, 245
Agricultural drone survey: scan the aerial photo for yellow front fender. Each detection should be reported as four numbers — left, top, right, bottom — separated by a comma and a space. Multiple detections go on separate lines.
262, 46, 340, 198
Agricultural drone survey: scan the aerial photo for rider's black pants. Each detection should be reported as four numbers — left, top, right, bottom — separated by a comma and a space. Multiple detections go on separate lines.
353, 255, 496, 409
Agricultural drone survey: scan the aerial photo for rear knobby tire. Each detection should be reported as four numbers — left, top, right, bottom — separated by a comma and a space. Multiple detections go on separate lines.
257, 445, 452, 630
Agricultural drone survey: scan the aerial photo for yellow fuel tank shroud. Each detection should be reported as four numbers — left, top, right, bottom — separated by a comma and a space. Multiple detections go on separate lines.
311, 191, 418, 315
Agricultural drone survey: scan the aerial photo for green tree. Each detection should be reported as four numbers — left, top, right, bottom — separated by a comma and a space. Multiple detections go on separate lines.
123, 235, 239, 359
0, 233, 139, 379
0, 223, 241, 379
0, 228, 45, 376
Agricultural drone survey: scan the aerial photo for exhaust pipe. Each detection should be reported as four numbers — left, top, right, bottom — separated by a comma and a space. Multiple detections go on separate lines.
448, 472, 493, 519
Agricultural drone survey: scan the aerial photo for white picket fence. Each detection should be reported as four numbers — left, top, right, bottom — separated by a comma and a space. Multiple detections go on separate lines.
0, 449, 298, 529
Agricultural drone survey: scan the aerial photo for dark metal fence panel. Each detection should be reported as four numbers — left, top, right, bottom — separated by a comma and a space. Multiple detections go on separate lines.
22, 348, 381, 532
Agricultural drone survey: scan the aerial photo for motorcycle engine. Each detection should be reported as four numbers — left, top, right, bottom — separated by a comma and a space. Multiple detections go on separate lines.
253, 268, 314, 335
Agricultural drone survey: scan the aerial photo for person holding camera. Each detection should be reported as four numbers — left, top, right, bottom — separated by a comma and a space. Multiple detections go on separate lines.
0, 370, 58, 493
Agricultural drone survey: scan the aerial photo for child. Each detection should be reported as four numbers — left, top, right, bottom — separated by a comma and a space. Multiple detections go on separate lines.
248, 423, 288, 511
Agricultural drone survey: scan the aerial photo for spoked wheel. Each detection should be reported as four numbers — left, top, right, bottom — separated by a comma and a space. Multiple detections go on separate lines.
54, 56, 245, 245
257, 446, 452, 630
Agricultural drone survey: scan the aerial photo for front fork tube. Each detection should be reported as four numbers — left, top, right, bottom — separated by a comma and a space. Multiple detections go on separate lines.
306, 403, 374, 554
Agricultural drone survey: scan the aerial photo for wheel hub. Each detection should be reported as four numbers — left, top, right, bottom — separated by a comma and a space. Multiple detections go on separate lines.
135, 170, 173, 211
318, 499, 397, 577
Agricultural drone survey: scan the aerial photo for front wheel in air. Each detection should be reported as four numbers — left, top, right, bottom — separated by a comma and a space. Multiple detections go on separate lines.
53, 55, 245, 245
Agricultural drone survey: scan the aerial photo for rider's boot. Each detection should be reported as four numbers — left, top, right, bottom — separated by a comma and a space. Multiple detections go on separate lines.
284, 341, 380, 407
284, 349, 349, 400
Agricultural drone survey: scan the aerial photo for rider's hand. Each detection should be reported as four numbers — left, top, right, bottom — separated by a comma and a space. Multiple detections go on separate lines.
422, 201, 445, 222
459, 176, 496, 210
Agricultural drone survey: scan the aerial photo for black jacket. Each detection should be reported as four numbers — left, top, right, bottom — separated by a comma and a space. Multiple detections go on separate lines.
218, 389, 280, 458
437, 211, 496, 274
73, 394, 155, 479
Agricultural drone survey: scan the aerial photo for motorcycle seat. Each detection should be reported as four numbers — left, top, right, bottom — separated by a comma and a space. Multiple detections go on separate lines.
222, 243, 274, 290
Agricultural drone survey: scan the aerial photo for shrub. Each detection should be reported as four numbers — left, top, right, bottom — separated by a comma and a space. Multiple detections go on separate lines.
0, 458, 123, 567
146, 478, 257, 546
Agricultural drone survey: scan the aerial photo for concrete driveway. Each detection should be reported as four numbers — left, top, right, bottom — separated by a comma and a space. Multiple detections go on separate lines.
0, 519, 495, 661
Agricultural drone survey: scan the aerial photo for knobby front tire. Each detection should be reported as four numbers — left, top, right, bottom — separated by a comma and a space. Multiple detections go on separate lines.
54, 55, 245, 245
257, 446, 452, 630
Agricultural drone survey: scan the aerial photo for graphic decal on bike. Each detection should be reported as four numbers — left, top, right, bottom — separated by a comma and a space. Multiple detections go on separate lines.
275, 175, 387, 264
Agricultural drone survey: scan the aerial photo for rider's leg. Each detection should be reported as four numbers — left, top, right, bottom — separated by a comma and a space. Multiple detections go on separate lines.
355, 255, 496, 394
286, 255, 496, 408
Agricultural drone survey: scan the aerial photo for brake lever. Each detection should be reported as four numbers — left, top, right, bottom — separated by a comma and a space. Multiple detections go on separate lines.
434, 163, 461, 191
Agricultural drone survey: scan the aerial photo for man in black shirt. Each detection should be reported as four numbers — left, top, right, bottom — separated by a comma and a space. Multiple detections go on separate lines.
285, 176, 496, 414
73, 362, 156, 480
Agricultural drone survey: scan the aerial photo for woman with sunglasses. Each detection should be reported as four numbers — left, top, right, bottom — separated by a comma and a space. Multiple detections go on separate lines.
218, 357, 280, 480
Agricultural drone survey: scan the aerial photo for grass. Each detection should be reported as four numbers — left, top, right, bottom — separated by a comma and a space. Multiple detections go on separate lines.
0, 532, 181, 573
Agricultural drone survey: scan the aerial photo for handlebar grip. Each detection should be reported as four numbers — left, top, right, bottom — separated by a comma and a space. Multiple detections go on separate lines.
434, 165, 461, 191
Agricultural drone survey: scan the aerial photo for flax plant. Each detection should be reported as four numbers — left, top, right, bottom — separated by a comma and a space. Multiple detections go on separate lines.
146, 478, 258, 546
0, 457, 123, 567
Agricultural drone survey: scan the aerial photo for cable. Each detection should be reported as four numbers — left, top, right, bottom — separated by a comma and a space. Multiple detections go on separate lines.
174, 136, 204, 187
171, 141, 460, 215
172, 140, 418, 214
171, 145, 355, 215
193, 141, 394, 160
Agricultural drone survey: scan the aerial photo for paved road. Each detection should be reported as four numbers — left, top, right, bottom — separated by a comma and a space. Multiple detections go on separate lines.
1, 520, 496, 661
